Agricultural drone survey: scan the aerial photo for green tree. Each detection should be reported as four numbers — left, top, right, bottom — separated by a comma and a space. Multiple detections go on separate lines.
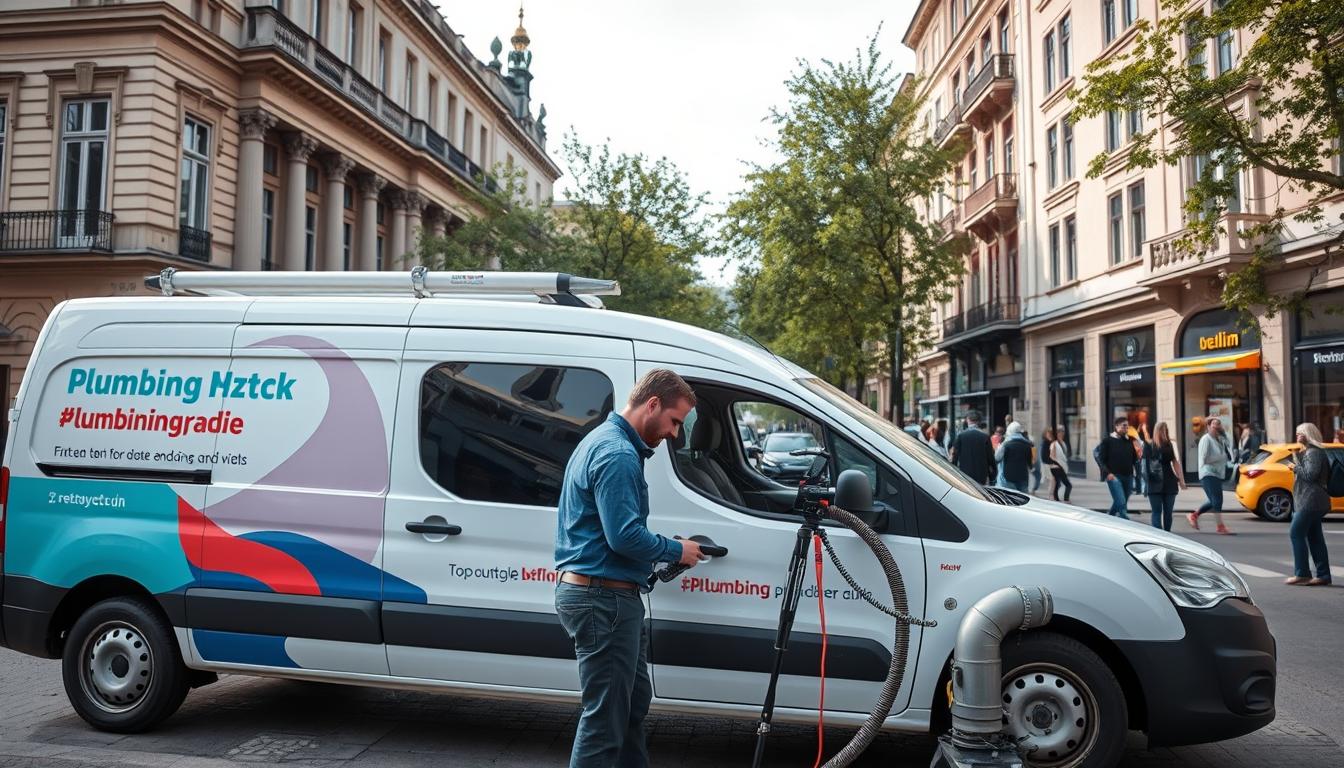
1071, 0, 1344, 320
559, 135, 728, 329
726, 34, 967, 422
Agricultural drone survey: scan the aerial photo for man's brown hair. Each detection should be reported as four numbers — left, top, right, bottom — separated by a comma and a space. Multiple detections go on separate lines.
628, 368, 697, 408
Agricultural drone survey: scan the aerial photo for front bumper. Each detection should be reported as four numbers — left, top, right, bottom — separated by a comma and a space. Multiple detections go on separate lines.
1115, 598, 1275, 747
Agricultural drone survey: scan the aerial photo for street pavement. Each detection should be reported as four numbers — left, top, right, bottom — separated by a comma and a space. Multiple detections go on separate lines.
0, 502, 1340, 767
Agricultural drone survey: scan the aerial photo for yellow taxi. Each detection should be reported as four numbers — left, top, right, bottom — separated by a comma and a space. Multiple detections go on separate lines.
1235, 443, 1344, 522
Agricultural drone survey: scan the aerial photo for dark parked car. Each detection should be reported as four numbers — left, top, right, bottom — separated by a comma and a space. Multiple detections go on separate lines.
757, 431, 821, 481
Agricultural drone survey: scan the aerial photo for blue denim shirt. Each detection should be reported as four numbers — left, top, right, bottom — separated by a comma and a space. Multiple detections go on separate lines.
555, 413, 682, 586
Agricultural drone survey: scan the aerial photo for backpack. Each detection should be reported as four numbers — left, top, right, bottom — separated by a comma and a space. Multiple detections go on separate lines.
1328, 453, 1344, 498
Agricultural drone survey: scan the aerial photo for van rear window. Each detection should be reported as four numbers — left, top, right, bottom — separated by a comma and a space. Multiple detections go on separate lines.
419, 363, 614, 507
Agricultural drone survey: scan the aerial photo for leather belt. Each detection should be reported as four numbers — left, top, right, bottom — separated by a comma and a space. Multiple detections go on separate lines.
560, 572, 640, 592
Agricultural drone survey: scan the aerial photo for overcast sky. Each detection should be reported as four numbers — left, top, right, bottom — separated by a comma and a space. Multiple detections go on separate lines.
436, 0, 917, 285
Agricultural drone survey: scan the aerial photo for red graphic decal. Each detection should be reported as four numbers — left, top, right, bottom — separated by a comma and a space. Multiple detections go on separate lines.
177, 497, 320, 596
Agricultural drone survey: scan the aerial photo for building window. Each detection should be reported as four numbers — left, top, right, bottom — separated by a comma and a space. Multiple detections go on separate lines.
346, 3, 361, 65
447, 92, 459, 142
343, 184, 353, 210
1043, 31, 1056, 92
979, 33, 991, 70
378, 28, 391, 91
1046, 125, 1058, 188
58, 99, 110, 239
1103, 0, 1116, 45
1065, 215, 1077, 281
305, 165, 318, 193
969, 148, 978, 189
1108, 192, 1124, 265
261, 188, 275, 270
1216, 26, 1235, 74
1191, 152, 1243, 214
1186, 18, 1207, 77
1123, 0, 1137, 27
463, 110, 474, 159
419, 363, 615, 507
405, 52, 417, 111
304, 205, 316, 270
1106, 110, 1122, 152
983, 135, 994, 178
376, 201, 385, 224
179, 116, 211, 232
1059, 14, 1072, 80
950, 0, 958, 38
263, 144, 278, 175
1062, 115, 1075, 179
1128, 182, 1146, 259
376, 235, 384, 270
342, 221, 352, 270
535, 181, 541, 204
479, 125, 488, 166
427, 75, 438, 129
1049, 222, 1061, 287
952, 73, 961, 105
309, 0, 324, 43
1127, 108, 1142, 139
998, 9, 1009, 52
1004, 133, 1014, 174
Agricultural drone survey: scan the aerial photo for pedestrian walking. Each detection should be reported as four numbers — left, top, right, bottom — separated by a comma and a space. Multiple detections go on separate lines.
995, 421, 1035, 493
1285, 423, 1332, 586
1050, 425, 1074, 502
950, 410, 996, 485
1238, 422, 1265, 463
1143, 422, 1186, 531
553, 369, 707, 767
929, 418, 950, 458
991, 425, 1005, 450
1097, 416, 1139, 518
1188, 417, 1235, 534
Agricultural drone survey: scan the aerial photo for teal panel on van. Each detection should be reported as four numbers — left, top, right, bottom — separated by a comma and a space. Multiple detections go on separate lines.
5, 477, 195, 594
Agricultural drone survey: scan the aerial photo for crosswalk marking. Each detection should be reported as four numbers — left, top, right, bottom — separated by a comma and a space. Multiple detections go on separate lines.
1231, 562, 1286, 578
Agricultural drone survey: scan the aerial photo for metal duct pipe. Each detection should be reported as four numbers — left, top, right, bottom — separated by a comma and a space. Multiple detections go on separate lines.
950, 586, 1054, 738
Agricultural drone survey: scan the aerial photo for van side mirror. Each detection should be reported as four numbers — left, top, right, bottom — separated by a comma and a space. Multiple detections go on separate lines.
746, 445, 763, 459
834, 469, 876, 514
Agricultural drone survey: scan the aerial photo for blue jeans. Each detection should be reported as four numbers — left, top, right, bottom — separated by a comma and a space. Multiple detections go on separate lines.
1001, 478, 1029, 493
1196, 476, 1224, 515
1148, 492, 1177, 531
1105, 475, 1133, 517
555, 582, 652, 768
1289, 509, 1331, 580
1031, 461, 1042, 492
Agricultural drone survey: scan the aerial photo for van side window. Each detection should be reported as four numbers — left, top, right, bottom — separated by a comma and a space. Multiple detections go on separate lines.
419, 363, 615, 506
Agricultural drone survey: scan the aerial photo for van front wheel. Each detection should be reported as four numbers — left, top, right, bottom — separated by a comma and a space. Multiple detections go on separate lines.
61, 596, 189, 733
1001, 632, 1127, 768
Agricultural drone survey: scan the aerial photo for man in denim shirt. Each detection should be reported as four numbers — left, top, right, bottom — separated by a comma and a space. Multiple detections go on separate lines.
555, 369, 706, 767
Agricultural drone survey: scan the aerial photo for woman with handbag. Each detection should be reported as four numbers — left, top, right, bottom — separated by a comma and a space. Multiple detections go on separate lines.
1285, 423, 1332, 586
1049, 426, 1073, 502
1188, 417, 1234, 534
1143, 422, 1186, 531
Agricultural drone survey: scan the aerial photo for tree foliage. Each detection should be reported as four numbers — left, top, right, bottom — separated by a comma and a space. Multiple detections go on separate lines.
725, 33, 967, 421
1071, 0, 1344, 319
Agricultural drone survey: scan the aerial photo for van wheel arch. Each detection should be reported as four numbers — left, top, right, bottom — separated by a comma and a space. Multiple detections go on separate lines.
49, 576, 158, 656
928, 615, 1146, 737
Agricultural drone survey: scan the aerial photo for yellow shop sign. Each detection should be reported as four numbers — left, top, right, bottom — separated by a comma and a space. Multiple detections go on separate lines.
1199, 330, 1240, 352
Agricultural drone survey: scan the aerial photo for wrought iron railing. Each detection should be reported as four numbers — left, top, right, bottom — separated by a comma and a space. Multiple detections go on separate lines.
942, 296, 1021, 339
965, 54, 1015, 107
934, 105, 965, 145
0, 209, 114, 252
963, 173, 1018, 217
178, 225, 212, 262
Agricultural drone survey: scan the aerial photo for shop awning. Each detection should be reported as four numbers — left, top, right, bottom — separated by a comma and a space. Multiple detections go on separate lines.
918, 395, 949, 404
1159, 350, 1261, 376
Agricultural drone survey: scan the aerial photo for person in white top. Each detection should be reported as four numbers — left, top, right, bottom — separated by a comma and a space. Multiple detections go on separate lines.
1046, 426, 1073, 502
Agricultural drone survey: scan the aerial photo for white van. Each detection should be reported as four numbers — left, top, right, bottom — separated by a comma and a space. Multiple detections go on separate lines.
0, 271, 1275, 768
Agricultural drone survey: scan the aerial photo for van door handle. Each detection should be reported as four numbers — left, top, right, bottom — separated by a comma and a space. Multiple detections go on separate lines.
687, 535, 727, 558
406, 520, 462, 536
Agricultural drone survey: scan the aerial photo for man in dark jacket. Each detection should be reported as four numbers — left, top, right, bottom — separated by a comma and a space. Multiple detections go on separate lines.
950, 411, 996, 485
1098, 416, 1138, 517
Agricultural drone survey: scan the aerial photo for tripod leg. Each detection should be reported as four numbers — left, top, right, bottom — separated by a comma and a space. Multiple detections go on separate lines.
752, 526, 814, 768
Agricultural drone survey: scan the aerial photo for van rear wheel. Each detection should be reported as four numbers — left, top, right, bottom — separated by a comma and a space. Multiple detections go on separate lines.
61, 596, 189, 733
1001, 632, 1127, 768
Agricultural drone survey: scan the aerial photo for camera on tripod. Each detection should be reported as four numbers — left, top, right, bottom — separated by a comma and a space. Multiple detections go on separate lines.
788, 448, 877, 519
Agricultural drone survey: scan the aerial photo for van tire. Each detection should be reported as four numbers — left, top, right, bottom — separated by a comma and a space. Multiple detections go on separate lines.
1001, 631, 1127, 768
1255, 489, 1293, 522
61, 596, 190, 733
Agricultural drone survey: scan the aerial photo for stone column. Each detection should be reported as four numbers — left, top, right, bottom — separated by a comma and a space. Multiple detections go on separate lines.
388, 190, 407, 271
322, 154, 355, 270
403, 191, 426, 265
429, 209, 446, 238
284, 132, 318, 270
357, 173, 385, 271
236, 109, 276, 270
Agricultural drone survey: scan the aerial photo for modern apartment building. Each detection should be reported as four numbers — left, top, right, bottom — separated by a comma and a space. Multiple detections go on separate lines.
904, 0, 1344, 480
0, 0, 560, 427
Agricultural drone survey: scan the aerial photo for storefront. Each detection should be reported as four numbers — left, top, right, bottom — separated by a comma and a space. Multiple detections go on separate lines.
1104, 327, 1156, 439
1162, 308, 1264, 481
952, 353, 989, 426
1048, 340, 1087, 475
1294, 288, 1344, 443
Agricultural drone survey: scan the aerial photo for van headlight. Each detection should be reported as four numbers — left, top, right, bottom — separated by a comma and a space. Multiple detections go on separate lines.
1126, 543, 1251, 609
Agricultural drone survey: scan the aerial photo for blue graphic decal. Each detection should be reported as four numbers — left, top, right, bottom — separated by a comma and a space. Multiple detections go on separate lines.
236, 530, 428, 603
192, 629, 298, 668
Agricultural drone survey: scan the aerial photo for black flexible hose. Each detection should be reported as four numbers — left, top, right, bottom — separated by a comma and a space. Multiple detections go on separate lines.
817, 507, 934, 768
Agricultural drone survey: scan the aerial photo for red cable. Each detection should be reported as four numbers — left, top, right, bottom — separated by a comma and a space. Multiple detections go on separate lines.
812, 533, 827, 768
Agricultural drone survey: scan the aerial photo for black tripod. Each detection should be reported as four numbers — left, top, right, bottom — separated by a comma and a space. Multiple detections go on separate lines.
752, 452, 832, 768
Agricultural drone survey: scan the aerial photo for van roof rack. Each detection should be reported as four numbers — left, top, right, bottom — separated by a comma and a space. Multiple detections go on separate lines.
145, 267, 620, 308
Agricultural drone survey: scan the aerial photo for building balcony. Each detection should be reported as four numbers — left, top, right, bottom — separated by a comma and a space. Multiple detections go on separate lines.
1139, 212, 1273, 288
937, 208, 961, 241
243, 5, 495, 195
938, 296, 1021, 350
963, 54, 1015, 132
0, 209, 115, 253
962, 173, 1017, 241
178, 225, 212, 262
934, 105, 970, 150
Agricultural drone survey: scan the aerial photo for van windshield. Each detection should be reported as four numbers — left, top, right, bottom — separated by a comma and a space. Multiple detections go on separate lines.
796, 376, 991, 501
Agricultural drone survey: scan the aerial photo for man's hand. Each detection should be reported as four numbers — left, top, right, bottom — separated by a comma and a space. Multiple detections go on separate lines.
1105, 473, 1115, 482
677, 537, 707, 567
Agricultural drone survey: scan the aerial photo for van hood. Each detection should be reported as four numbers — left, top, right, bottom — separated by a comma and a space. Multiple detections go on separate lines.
1013, 495, 1227, 564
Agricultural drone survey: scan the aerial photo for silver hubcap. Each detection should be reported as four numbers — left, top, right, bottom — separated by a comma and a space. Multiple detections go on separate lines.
1265, 493, 1292, 519
1002, 663, 1097, 768
80, 621, 153, 714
